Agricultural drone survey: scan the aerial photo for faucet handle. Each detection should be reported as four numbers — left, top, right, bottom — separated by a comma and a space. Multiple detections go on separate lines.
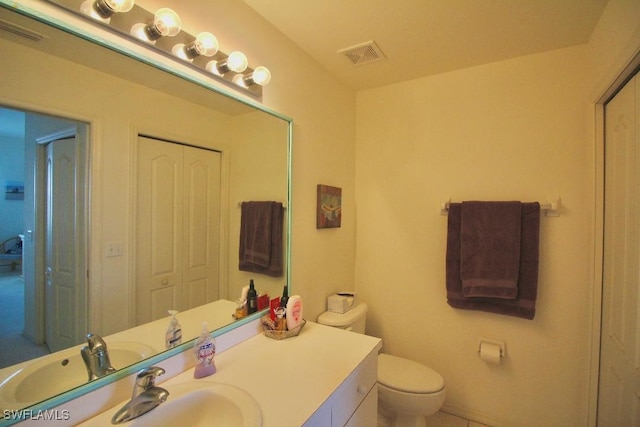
135, 366, 165, 389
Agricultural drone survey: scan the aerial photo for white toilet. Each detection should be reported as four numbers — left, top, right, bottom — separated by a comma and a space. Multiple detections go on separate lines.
317, 303, 445, 427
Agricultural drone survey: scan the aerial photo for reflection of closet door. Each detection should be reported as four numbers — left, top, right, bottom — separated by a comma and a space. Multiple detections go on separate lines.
182, 146, 221, 310
136, 136, 221, 325
599, 73, 639, 426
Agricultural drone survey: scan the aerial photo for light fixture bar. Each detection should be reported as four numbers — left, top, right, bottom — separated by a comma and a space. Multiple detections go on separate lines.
45, 0, 267, 98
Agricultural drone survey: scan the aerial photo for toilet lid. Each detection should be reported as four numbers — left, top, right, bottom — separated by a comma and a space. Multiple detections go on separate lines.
378, 353, 444, 393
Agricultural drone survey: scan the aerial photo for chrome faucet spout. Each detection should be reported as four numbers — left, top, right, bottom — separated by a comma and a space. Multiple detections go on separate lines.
81, 333, 116, 381
111, 366, 169, 424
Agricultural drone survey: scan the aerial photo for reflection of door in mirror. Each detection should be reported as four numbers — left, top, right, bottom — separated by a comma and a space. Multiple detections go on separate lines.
0, 106, 88, 367
135, 136, 221, 325
44, 135, 87, 353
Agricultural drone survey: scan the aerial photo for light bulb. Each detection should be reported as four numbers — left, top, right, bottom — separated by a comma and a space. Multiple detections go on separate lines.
153, 8, 181, 37
133, 8, 181, 42
251, 66, 271, 86
205, 60, 224, 76
226, 51, 248, 73
171, 43, 190, 60
80, 0, 134, 22
183, 32, 219, 59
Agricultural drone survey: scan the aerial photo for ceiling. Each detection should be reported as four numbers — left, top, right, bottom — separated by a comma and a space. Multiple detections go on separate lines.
241, 0, 609, 90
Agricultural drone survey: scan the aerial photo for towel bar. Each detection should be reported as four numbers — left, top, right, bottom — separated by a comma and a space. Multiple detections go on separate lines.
440, 198, 560, 217
238, 202, 287, 209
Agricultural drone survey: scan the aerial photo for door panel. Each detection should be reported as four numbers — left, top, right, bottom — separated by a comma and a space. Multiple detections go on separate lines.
45, 138, 78, 352
599, 73, 640, 426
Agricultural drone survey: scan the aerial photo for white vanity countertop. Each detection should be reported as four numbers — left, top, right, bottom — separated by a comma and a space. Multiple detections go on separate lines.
81, 321, 382, 427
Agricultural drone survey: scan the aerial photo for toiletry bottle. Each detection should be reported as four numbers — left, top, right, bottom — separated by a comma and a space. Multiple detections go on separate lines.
286, 295, 304, 331
165, 310, 182, 349
193, 322, 216, 379
280, 285, 289, 309
247, 279, 258, 314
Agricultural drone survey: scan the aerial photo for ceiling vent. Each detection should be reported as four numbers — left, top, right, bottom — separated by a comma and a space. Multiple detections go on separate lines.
0, 18, 47, 41
338, 40, 386, 66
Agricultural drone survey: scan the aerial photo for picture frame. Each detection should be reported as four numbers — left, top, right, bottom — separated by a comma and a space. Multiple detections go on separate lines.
317, 184, 342, 229
5, 181, 24, 200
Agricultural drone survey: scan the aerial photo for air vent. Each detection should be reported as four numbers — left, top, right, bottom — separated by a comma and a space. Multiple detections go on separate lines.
0, 18, 47, 41
338, 40, 386, 66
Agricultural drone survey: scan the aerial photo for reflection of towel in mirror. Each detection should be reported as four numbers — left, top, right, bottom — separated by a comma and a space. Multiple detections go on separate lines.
239, 201, 284, 277
460, 201, 522, 299
446, 202, 540, 320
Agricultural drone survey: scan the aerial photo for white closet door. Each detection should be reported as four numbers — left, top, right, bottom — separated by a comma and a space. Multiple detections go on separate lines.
136, 136, 184, 324
599, 73, 640, 426
181, 145, 221, 310
136, 136, 221, 325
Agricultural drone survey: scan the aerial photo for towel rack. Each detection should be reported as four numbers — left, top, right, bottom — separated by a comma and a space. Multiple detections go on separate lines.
238, 201, 288, 209
440, 198, 560, 217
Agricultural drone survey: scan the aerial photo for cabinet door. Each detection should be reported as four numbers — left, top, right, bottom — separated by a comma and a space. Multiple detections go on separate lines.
345, 384, 378, 427
332, 350, 378, 426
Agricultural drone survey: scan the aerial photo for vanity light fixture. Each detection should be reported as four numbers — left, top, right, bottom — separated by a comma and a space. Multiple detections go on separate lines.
130, 7, 181, 43
46, 0, 270, 97
80, 0, 135, 23
172, 32, 219, 61
233, 65, 272, 87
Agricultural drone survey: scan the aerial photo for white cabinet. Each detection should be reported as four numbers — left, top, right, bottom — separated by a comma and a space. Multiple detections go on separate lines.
304, 348, 378, 427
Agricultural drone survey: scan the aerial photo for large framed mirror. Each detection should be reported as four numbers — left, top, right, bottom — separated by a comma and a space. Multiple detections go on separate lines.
0, 0, 291, 419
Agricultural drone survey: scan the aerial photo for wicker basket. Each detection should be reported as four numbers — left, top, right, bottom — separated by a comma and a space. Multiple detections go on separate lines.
262, 317, 306, 340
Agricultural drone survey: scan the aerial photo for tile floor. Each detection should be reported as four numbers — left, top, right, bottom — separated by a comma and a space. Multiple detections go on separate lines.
427, 411, 492, 427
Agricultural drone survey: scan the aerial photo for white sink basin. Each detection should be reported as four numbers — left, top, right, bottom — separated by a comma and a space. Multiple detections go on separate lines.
0, 342, 156, 409
88, 381, 262, 426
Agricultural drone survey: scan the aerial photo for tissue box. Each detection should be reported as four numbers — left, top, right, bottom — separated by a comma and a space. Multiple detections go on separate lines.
327, 292, 356, 314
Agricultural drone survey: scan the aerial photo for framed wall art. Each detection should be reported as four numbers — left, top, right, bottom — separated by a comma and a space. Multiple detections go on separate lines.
317, 184, 342, 229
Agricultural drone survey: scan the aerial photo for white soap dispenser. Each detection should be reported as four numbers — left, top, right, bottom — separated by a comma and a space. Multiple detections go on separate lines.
165, 310, 182, 349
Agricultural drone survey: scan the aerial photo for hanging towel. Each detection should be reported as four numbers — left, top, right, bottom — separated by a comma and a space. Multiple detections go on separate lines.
460, 201, 522, 299
446, 202, 540, 320
239, 201, 284, 277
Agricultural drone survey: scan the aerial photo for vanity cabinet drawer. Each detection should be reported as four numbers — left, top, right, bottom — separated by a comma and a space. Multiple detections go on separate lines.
331, 349, 378, 426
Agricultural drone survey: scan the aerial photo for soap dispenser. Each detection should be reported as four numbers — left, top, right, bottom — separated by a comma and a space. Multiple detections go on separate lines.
165, 310, 182, 349
193, 322, 216, 379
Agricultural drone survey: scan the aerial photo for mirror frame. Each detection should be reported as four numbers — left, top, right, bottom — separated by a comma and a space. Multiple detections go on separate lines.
0, 0, 292, 423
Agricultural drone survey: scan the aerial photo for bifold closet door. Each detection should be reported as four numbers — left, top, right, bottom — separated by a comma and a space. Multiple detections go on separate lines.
135, 136, 221, 325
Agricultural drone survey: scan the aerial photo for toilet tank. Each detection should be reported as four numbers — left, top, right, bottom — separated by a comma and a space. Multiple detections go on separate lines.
317, 303, 368, 334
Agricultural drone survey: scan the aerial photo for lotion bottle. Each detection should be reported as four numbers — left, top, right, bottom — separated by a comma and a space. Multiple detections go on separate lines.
193, 322, 216, 378
165, 310, 182, 349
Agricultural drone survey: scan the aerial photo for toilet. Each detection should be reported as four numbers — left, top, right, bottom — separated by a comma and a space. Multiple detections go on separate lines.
317, 303, 445, 427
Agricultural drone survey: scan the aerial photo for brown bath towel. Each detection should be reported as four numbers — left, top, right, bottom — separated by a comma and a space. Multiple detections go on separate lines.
460, 201, 522, 299
239, 201, 284, 277
446, 202, 540, 320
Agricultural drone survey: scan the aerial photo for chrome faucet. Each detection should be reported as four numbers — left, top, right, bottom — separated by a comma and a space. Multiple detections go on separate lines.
80, 333, 116, 381
111, 366, 169, 424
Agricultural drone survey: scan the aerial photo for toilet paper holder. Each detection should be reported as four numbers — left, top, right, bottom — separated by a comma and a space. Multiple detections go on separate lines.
478, 338, 506, 358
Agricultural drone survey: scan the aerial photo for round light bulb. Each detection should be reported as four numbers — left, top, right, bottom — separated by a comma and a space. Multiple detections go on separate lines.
171, 43, 189, 60
105, 0, 135, 13
205, 60, 224, 76
194, 32, 219, 57
153, 8, 181, 37
227, 51, 248, 73
252, 66, 271, 86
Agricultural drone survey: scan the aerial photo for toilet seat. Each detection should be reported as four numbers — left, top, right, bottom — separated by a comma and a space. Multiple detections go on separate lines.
378, 353, 444, 394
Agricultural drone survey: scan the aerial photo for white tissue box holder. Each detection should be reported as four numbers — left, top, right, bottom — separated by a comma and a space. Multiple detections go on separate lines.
327, 292, 357, 314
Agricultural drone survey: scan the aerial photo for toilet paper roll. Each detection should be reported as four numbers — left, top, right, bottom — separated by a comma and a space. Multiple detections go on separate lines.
479, 342, 502, 364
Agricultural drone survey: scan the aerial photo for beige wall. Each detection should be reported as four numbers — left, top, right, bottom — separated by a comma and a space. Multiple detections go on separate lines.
354, 1, 640, 426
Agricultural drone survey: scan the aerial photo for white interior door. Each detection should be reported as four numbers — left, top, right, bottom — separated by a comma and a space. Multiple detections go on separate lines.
136, 136, 221, 325
599, 72, 640, 426
45, 135, 85, 352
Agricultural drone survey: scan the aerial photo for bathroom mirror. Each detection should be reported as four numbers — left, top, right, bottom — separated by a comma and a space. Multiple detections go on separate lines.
0, 1, 291, 417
